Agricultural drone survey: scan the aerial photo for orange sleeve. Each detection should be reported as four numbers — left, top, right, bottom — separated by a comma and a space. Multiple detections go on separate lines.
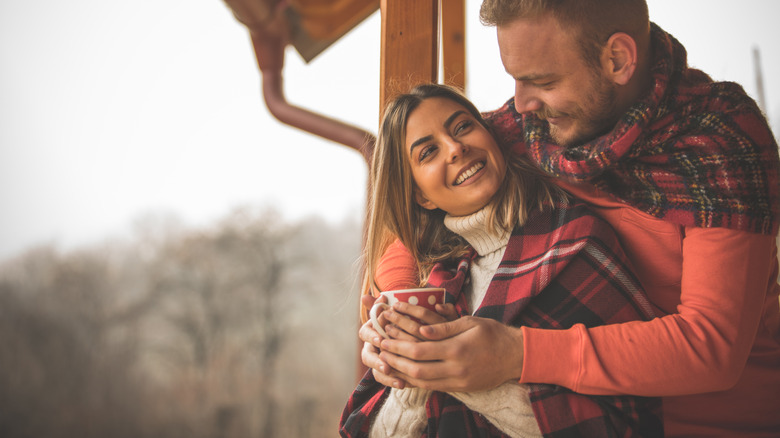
520, 227, 774, 396
374, 239, 419, 292
360, 239, 419, 323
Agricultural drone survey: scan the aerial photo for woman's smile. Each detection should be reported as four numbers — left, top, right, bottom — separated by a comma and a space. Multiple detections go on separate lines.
454, 160, 486, 186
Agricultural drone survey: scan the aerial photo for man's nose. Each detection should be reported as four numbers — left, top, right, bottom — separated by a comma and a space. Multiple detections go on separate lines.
514, 82, 542, 114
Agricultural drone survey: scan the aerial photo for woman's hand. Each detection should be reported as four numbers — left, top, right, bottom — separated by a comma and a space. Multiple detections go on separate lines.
359, 294, 408, 389
358, 293, 459, 389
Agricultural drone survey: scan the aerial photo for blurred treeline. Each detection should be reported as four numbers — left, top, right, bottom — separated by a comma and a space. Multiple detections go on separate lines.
0, 207, 362, 438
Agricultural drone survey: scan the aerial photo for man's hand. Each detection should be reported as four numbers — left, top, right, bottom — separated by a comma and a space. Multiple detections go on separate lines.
378, 316, 525, 392
381, 300, 458, 342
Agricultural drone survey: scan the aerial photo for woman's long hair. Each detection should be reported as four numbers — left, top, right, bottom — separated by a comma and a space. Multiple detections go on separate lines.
363, 84, 564, 301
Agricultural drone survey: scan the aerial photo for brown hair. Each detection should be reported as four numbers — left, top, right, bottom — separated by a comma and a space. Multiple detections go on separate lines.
363, 83, 564, 293
479, 0, 650, 70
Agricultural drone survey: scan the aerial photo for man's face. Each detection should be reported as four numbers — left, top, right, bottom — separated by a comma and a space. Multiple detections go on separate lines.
497, 15, 621, 147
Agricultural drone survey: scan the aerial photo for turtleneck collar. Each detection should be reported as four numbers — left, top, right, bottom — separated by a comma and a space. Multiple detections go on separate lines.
444, 207, 511, 257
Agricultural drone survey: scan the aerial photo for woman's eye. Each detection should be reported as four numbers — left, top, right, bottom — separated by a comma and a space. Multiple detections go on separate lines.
418, 145, 436, 162
454, 120, 473, 135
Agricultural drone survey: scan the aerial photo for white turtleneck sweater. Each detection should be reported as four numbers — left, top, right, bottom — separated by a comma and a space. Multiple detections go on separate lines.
369, 208, 542, 438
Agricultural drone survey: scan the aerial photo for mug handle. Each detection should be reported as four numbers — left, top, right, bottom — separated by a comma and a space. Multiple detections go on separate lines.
369, 302, 391, 339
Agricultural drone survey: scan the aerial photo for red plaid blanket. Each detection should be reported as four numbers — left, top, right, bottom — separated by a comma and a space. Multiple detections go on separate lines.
340, 200, 662, 437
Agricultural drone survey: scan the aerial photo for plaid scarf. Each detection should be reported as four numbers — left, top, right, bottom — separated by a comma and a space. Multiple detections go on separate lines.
486, 23, 780, 235
340, 200, 663, 437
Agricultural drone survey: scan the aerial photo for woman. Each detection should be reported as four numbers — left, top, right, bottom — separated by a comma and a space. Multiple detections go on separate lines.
340, 84, 662, 437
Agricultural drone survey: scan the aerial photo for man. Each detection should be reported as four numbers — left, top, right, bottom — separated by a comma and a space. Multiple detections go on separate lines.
361, 0, 780, 436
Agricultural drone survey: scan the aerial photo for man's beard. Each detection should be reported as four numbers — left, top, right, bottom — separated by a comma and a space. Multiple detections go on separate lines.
543, 73, 620, 147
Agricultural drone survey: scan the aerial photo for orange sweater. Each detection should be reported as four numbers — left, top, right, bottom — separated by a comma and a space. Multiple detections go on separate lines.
526, 181, 780, 437
375, 180, 780, 437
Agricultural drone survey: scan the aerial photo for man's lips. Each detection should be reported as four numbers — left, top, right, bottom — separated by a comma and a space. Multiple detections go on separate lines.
536, 110, 566, 125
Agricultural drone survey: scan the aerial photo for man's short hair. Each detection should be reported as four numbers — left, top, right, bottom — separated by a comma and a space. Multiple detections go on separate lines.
480, 0, 649, 70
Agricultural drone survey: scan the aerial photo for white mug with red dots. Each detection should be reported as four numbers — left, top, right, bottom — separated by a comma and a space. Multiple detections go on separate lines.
369, 288, 446, 338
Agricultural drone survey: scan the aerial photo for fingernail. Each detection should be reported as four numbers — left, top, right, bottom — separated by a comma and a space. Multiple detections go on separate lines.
379, 364, 386, 373
392, 381, 400, 388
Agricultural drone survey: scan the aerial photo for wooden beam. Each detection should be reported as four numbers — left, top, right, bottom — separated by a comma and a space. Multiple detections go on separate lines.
441, 0, 466, 91
294, 0, 380, 41
379, 0, 439, 112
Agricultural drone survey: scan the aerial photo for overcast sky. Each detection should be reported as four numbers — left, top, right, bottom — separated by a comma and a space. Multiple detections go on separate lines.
1, 0, 779, 260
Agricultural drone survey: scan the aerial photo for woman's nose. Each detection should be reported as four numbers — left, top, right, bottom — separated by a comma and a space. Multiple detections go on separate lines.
444, 137, 467, 163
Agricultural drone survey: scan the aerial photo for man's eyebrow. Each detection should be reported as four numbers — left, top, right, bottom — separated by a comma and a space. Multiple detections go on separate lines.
409, 110, 468, 153
513, 72, 555, 82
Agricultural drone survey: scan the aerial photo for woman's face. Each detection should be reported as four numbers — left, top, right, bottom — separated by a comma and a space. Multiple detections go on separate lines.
405, 97, 506, 217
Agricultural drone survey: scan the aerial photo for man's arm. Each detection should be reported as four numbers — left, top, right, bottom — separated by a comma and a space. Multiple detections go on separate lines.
521, 227, 773, 395
374, 228, 775, 396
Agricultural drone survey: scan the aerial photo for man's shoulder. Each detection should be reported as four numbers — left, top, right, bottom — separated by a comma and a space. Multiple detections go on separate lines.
672, 68, 766, 123
655, 66, 777, 165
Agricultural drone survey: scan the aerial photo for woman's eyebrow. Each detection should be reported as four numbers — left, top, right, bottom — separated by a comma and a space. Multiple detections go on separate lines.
444, 110, 467, 130
409, 110, 467, 154
410, 135, 433, 154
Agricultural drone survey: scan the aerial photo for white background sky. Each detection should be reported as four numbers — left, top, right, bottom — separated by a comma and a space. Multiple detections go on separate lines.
1, 0, 779, 260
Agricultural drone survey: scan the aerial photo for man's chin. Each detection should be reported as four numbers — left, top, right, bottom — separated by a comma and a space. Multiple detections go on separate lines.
549, 126, 577, 147
550, 125, 602, 148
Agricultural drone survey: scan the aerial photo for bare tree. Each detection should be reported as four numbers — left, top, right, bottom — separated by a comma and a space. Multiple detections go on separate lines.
0, 207, 361, 438
0, 245, 156, 438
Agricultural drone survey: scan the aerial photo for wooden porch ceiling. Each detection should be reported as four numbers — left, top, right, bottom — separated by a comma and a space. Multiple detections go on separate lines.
291, 0, 466, 109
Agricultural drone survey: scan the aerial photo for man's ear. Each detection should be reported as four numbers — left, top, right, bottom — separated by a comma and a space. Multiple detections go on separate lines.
601, 32, 638, 86
414, 188, 438, 210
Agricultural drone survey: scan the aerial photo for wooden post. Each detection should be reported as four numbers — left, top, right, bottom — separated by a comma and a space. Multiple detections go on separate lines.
441, 0, 466, 91
379, 0, 439, 111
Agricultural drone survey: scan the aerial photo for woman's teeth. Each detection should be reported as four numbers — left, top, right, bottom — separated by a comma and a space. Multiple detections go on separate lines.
455, 162, 485, 185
